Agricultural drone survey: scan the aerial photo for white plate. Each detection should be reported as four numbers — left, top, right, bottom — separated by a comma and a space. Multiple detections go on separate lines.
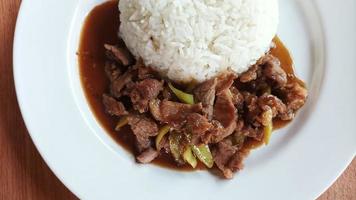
14, 0, 356, 199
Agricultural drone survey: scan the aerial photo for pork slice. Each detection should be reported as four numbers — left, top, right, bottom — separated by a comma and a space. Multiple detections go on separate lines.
211, 140, 238, 179
213, 90, 237, 128
110, 69, 134, 98
231, 121, 246, 148
208, 120, 237, 143
127, 115, 159, 152
194, 78, 217, 120
134, 59, 157, 80
230, 86, 244, 109
102, 94, 128, 116
184, 113, 213, 145
127, 79, 164, 113
258, 94, 287, 117
185, 113, 212, 135
149, 99, 163, 121
239, 65, 258, 83
215, 72, 238, 95
161, 100, 203, 128
240, 125, 264, 141
226, 151, 245, 173
136, 148, 159, 164
204, 89, 237, 143
284, 82, 308, 111
260, 55, 287, 88
105, 62, 121, 82
137, 63, 156, 80
127, 115, 159, 137
242, 92, 262, 126
149, 100, 203, 128
279, 82, 308, 120
104, 44, 134, 66
135, 136, 152, 153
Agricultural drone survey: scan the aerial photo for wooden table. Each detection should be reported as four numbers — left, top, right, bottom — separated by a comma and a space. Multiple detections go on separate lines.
0, 1, 354, 199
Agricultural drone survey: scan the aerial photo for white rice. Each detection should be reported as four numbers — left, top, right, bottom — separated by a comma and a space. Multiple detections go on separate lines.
119, 0, 279, 83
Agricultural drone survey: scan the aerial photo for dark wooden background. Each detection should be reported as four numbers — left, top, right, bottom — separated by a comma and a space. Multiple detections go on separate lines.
0, 1, 354, 199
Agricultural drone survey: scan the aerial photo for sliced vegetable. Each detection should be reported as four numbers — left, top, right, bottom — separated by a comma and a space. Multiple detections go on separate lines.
155, 125, 171, 149
115, 116, 128, 131
168, 83, 195, 104
183, 147, 197, 168
169, 132, 183, 162
264, 122, 273, 145
192, 145, 214, 168
262, 109, 273, 145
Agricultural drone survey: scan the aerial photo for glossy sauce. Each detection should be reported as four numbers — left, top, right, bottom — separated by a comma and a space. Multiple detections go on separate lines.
78, 0, 304, 170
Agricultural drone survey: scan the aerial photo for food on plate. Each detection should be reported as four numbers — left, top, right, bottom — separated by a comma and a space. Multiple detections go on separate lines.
78, 0, 308, 179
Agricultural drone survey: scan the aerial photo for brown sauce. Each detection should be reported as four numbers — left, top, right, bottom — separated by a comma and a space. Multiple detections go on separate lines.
78, 0, 304, 170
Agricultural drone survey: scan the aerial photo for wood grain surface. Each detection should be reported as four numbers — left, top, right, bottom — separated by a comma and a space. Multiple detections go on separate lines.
0, 1, 354, 199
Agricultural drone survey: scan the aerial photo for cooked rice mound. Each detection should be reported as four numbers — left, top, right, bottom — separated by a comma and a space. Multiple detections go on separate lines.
119, 0, 279, 83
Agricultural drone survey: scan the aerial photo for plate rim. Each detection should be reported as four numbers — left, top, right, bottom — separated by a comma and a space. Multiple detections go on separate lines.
13, 0, 356, 199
